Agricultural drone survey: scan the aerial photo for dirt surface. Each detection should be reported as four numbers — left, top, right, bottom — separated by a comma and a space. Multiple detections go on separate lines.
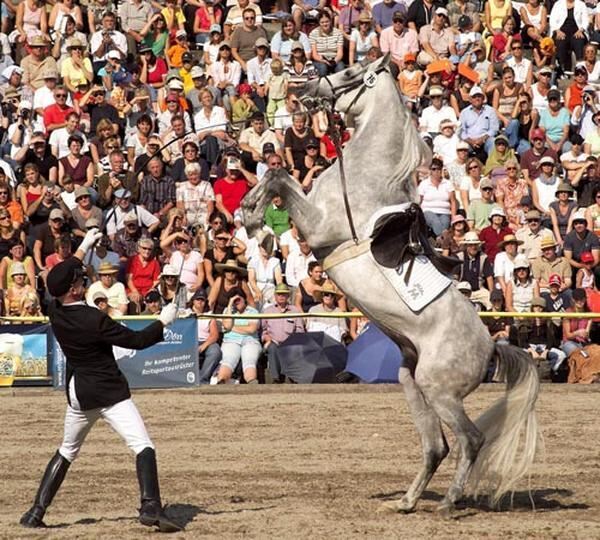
1, 384, 599, 539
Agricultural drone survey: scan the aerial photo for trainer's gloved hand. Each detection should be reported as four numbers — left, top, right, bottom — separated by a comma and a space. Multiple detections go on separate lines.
79, 228, 103, 255
158, 303, 178, 326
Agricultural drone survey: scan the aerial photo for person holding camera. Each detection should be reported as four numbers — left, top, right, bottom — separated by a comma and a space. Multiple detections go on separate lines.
97, 150, 140, 208
175, 161, 215, 229
573, 88, 599, 141
214, 148, 257, 224
215, 288, 262, 384
7, 100, 33, 163
90, 11, 127, 72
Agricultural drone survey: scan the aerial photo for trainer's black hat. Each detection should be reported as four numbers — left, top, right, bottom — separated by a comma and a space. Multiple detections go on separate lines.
47, 257, 85, 297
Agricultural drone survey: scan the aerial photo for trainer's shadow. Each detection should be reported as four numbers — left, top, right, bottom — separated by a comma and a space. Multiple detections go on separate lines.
164, 503, 203, 527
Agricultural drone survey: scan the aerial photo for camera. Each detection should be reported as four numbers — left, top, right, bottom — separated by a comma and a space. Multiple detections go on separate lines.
188, 224, 203, 236
21, 109, 30, 121
227, 157, 240, 170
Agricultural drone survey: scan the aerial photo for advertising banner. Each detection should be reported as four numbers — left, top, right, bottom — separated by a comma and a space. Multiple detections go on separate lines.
53, 319, 199, 389
0, 324, 51, 386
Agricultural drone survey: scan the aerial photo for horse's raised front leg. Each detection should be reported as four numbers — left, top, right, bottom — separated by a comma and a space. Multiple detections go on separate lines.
242, 169, 324, 241
380, 366, 449, 514
425, 391, 484, 516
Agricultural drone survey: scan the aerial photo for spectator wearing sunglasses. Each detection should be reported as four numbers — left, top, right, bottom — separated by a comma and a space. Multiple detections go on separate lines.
43, 85, 75, 135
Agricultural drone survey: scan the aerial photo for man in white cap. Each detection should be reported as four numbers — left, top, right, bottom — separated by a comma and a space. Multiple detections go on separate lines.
417, 7, 456, 65
105, 188, 159, 238
459, 85, 499, 159
246, 37, 271, 108
467, 178, 496, 232
419, 86, 458, 136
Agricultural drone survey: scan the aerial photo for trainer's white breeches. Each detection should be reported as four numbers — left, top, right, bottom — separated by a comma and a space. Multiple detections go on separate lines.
58, 377, 154, 462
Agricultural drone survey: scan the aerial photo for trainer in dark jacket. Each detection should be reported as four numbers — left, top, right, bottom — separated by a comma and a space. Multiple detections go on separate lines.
20, 229, 182, 533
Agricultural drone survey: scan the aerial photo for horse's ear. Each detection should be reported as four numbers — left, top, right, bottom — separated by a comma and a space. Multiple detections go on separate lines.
380, 53, 392, 70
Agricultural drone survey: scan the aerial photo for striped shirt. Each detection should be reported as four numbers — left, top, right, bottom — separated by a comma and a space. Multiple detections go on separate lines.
284, 60, 318, 87
140, 175, 176, 215
309, 27, 344, 60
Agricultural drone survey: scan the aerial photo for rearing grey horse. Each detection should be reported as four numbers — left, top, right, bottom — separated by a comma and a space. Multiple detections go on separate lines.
242, 55, 541, 514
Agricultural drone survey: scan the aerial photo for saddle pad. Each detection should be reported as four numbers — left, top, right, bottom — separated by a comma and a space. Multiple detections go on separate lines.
377, 254, 452, 312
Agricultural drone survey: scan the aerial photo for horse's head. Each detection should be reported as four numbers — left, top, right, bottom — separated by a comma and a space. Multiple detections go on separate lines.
301, 55, 392, 116
241, 169, 283, 238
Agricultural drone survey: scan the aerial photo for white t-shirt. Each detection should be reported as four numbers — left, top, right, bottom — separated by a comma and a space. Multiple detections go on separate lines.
169, 250, 204, 291
419, 105, 458, 134
49, 128, 89, 159
418, 178, 454, 215
459, 176, 482, 203
432, 133, 460, 165
105, 204, 159, 236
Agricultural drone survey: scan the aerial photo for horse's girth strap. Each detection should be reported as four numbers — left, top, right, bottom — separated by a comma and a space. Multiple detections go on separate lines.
322, 239, 371, 273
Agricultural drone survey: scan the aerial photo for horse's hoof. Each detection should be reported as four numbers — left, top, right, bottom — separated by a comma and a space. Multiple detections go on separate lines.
378, 499, 415, 514
436, 502, 457, 520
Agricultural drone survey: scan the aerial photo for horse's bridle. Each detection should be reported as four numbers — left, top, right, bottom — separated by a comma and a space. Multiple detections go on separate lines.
319, 63, 389, 244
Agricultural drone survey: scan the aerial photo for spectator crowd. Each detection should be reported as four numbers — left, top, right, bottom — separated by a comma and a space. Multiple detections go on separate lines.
1, 0, 600, 382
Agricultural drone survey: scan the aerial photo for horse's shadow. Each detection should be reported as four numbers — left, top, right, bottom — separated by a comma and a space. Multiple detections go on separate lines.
371, 488, 589, 513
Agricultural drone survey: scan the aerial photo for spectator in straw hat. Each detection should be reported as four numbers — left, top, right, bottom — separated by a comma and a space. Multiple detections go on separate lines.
494, 233, 523, 295
261, 282, 305, 383
21, 35, 58, 92
86, 261, 128, 316
456, 230, 494, 308
549, 182, 577, 245
349, 12, 378, 66
306, 280, 348, 343
419, 86, 458, 137
516, 209, 555, 261
478, 206, 512, 263
531, 235, 573, 293
433, 119, 460, 164
5, 262, 37, 316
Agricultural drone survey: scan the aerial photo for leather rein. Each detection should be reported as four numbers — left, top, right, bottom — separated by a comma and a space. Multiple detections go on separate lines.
320, 64, 388, 245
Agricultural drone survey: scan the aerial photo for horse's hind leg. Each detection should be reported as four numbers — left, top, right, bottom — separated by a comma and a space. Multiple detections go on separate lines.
380, 367, 449, 513
425, 392, 484, 515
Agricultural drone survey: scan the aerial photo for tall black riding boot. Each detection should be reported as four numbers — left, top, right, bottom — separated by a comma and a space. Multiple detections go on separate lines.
20, 451, 71, 528
136, 447, 182, 532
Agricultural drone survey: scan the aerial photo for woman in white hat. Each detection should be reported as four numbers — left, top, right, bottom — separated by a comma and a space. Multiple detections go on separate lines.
494, 233, 524, 294
505, 254, 539, 314
5, 262, 37, 316
156, 263, 188, 307
168, 231, 205, 295
306, 280, 348, 342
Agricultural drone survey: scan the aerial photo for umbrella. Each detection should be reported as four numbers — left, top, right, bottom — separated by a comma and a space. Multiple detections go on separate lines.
345, 324, 403, 383
278, 332, 347, 383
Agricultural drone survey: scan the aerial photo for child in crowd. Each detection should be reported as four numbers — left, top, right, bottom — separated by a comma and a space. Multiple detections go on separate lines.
167, 29, 190, 69
232, 83, 258, 125
266, 58, 288, 125
576, 252, 596, 289
455, 15, 481, 64
398, 53, 422, 111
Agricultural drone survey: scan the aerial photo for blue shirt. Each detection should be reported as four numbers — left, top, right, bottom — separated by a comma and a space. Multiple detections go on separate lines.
539, 108, 570, 143
224, 306, 261, 345
459, 104, 500, 140
373, 1, 407, 29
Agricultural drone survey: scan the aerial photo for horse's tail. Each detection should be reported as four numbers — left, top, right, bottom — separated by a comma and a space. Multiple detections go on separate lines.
467, 343, 543, 506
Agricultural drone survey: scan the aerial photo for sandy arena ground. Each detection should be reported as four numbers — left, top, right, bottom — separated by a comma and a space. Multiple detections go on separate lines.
1, 384, 599, 539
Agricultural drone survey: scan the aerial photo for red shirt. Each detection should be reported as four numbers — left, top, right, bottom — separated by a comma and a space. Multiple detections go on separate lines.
126, 255, 161, 296
43, 104, 75, 134
478, 225, 512, 263
214, 177, 249, 216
